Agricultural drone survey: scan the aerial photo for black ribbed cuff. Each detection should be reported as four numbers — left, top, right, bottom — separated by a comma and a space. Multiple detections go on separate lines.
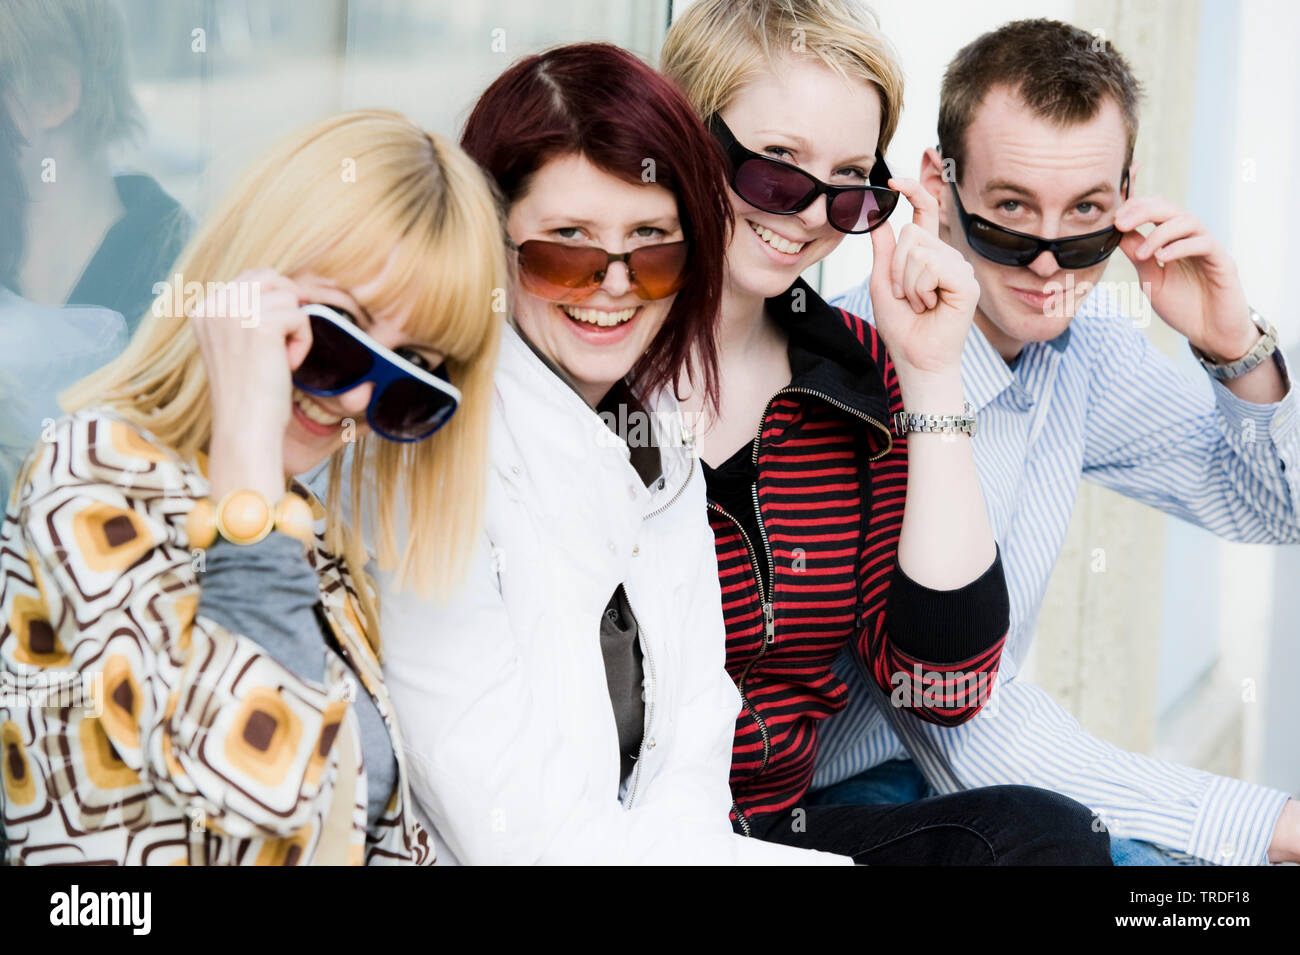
885, 547, 1010, 664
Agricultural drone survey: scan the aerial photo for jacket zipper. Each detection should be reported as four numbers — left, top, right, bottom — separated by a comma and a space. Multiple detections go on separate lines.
717, 385, 892, 832
624, 435, 693, 810
706, 501, 774, 778
758, 386, 894, 463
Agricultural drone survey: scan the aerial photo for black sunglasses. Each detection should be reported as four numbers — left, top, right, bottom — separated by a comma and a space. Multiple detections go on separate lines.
292, 304, 460, 443
709, 116, 900, 235
947, 172, 1131, 269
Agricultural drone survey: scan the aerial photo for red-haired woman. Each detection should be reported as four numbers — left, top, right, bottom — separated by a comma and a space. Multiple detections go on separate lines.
378, 44, 844, 864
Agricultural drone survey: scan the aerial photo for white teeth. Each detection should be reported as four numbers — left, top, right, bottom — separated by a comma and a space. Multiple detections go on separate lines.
293, 391, 342, 427
749, 220, 806, 255
561, 306, 638, 327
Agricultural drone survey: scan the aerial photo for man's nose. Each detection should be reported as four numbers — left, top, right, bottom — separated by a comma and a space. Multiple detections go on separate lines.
1027, 250, 1060, 279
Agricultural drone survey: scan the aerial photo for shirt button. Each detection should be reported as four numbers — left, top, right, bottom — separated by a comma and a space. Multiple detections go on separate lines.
510, 464, 520, 475
632, 544, 640, 556
628, 485, 638, 500
606, 540, 617, 555
645, 737, 656, 750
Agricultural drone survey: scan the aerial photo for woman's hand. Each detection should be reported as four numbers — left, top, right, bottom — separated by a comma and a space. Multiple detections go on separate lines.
188, 269, 314, 501
868, 179, 979, 406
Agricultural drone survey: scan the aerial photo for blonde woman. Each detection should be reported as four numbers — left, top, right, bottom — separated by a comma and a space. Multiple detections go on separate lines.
0, 110, 504, 865
662, 0, 1110, 864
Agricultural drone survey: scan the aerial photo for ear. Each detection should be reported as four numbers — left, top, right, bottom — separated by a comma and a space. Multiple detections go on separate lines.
37, 67, 82, 133
919, 147, 949, 232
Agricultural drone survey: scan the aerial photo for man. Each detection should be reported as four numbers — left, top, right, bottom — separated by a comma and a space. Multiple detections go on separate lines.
815, 18, 1299, 865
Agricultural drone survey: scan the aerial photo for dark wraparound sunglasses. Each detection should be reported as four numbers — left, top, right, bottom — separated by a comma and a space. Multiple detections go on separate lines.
709, 115, 900, 234
509, 239, 689, 304
947, 172, 1131, 269
292, 304, 460, 443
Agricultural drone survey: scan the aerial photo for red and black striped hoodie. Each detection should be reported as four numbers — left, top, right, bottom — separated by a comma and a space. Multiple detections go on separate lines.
702, 280, 1010, 829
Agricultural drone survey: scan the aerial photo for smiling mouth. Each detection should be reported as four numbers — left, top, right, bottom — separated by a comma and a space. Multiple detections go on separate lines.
748, 219, 807, 255
560, 305, 639, 328
293, 389, 345, 430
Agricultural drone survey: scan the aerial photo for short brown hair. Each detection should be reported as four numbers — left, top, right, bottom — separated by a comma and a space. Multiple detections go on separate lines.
938, 19, 1142, 177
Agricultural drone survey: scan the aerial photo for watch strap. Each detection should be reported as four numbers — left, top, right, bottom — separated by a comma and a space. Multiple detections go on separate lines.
893, 400, 977, 438
1191, 307, 1278, 381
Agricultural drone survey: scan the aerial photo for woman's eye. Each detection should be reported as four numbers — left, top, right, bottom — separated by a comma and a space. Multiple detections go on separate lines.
834, 167, 869, 182
998, 200, 1021, 214
633, 226, 666, 238
1076, 201, 1098, 215
764, 146, 794, 161
396, 347, 433, 371
553, 227, 584, 240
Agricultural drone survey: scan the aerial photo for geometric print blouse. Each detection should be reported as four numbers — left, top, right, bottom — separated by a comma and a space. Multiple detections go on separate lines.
0, 409, 434, 865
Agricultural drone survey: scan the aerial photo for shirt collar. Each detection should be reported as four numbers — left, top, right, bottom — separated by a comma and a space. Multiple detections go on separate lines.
962, 321, 1072, 412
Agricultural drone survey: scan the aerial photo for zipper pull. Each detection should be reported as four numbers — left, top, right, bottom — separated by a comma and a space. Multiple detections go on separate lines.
763, 601, 775, 645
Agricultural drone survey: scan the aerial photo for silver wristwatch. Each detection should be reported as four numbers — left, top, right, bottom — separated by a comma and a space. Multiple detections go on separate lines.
893, 400, 977, 438
1190, 307, 1279, 381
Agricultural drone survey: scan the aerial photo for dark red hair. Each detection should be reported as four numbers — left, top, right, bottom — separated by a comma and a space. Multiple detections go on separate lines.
460, 42, 730, 411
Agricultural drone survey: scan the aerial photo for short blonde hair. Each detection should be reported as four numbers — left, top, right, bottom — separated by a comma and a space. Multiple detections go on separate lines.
661, 0, 905, 153
64, 110, 506, 637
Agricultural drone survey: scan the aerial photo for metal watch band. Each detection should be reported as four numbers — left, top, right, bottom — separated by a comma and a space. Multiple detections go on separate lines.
1190, 307, 1278, 381
892, 400, 977, 438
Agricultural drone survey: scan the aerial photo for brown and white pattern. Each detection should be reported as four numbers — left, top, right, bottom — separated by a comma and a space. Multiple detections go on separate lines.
1, 409, 433, 865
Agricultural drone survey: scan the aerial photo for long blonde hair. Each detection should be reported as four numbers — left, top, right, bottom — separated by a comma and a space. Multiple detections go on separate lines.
64, 109, 506, 640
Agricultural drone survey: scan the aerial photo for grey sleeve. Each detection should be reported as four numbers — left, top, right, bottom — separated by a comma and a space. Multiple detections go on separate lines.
196, 534, 326, 683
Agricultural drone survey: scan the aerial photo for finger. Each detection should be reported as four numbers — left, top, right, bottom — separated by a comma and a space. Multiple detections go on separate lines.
890, 177, 939, 235
1136, 213, 1200, 260
1149, 234, 1215, 265
284, 309, 314, 371
868, 219, 899, 298
1114, 195, 1183, 232
1118, 230, 1163, 286
891, 223, 924, 300
902, 248, 938, 313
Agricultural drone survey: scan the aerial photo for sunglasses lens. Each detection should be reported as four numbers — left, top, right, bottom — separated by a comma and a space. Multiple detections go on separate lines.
733, 157, 816, 214
1055, 228, 1123, 269
628, 242, 689, 300
966, 219, 1040, 266
516, 241, 607, 304
828, 187, 900, 234
370, 369, 458, 441
295, 313, 374, 391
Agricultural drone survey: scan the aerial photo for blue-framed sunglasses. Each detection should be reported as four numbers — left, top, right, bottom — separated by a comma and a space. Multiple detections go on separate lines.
292, 304, 460, 442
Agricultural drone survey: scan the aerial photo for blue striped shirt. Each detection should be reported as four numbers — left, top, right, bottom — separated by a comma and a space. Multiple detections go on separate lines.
816, 279, 1300, 865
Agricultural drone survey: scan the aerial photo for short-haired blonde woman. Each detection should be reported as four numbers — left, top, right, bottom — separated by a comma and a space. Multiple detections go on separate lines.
0, 110, 504, 865
663, 0, 1110, 864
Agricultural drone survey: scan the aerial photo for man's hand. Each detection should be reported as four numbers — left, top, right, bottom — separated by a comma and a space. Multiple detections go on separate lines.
1117, 196, 1285, 403
1116, 197, 1253, 358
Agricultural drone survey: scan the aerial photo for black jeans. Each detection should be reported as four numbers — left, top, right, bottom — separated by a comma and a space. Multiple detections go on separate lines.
743, 785, 1112, 865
